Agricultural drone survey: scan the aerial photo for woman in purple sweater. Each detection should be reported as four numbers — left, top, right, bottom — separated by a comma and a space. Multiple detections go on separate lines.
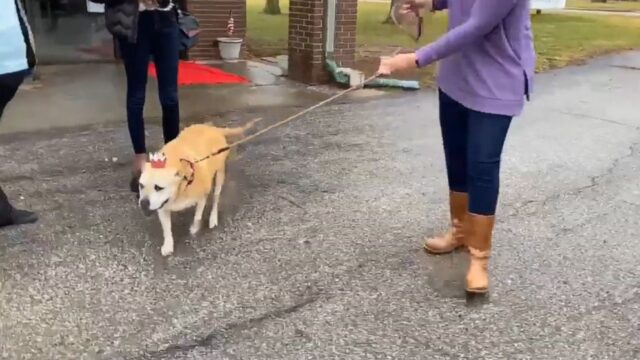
378, 0, 535, 294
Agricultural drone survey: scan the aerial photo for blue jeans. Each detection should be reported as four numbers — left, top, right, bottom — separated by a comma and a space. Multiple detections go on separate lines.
0, 69, 30, 121
119, 10, 180, 154
439, 90, 512, 216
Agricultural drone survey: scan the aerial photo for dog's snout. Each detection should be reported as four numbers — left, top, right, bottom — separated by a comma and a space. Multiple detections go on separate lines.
140, 198, 150, 210
140, 198, 153, 217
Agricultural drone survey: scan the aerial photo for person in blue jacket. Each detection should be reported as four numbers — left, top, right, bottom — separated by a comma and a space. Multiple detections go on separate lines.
0, 0, 39, 228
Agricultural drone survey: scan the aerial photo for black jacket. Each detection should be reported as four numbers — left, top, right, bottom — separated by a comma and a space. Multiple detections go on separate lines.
89, 0, 173, 43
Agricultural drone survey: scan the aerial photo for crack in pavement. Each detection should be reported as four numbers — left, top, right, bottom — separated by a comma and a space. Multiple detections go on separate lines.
129, 245, 418, 359
610, 64, 640, 72
0, 174, 35, 183
506, 139, 640, 220
558, 111, 640, 130
621, 199, 640, 208
135, 294, 325, 360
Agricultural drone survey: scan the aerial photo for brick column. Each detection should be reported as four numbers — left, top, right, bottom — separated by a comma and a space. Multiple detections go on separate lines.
334, 0, 357, 68
187, 0, 246, 61
288, 0, 358, 84
288, 0, 325, 84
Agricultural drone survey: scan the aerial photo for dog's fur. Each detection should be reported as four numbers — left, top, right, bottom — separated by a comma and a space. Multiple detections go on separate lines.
138, 119, 258, 256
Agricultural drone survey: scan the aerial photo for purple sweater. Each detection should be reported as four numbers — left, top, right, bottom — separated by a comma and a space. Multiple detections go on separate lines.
416, 0, 535, 116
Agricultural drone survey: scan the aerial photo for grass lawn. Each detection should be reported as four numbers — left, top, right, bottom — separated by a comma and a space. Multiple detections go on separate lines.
566, 0, 640, 11
246, 0, 640, 85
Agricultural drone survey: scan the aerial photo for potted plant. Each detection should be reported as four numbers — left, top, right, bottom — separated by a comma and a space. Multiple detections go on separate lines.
217, 10, 243, 61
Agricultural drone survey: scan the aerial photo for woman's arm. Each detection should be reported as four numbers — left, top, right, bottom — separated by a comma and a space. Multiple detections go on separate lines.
416, 0, 518, 67
432, 0, 447, 11
88, 0, 127, 5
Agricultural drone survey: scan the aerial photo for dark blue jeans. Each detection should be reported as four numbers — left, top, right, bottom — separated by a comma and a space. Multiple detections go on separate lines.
439, 90, 512, 216
119, 11, 180, 154
0, 69, 30, 121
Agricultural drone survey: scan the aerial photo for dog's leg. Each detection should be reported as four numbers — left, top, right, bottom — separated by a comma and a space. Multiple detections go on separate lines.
190, 198, 206, 236
158, 209, 174, 256
209, 166, 226, 229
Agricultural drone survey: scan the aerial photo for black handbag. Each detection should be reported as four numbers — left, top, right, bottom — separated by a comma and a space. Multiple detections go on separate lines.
177, 8, 200, 51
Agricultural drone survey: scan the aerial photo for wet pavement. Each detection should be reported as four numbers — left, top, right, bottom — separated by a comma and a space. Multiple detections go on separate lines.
1, 61, 326, 134
1, 52, 640, 359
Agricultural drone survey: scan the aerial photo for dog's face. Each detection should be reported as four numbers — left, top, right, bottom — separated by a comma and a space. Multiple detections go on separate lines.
138, 164, 184, 216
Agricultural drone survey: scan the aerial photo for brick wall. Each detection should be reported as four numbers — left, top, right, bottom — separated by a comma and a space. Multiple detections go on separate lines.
334, 0, 357, 68
185, 0, 357, 83
288, 0, 358, 84
187, 0, 246, 60
288, 0, 325, 84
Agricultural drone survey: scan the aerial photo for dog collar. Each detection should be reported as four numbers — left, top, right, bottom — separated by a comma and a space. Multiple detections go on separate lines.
180, 158, 196, 188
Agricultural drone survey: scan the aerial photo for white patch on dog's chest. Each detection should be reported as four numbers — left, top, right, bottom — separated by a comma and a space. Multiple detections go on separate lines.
167, 197, 198, 211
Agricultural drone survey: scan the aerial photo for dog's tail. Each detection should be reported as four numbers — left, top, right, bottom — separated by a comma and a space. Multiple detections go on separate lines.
207, 117, 262, 137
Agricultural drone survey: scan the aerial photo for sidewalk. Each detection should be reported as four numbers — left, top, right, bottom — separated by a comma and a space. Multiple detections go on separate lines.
1, 52, 640, 359
1, 61, 329, 134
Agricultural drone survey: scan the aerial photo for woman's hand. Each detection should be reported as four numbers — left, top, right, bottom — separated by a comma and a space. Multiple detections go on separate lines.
399, 0, 433, 15
377, 53, 418, 76
140, 0, 159, 6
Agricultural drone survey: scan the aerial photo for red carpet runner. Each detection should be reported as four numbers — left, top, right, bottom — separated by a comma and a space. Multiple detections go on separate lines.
148, 61, 249, 86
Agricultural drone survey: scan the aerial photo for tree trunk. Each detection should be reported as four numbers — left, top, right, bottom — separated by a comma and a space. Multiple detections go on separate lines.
264, 0, 281, 15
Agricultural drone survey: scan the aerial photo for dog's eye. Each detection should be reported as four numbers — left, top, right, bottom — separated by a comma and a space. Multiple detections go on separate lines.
139, 183, 144, 189
154, 185, 164, 192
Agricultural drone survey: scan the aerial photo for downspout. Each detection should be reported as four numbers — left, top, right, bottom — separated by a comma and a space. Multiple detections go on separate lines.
322, 1, 418, 90
324, 0, 337, 61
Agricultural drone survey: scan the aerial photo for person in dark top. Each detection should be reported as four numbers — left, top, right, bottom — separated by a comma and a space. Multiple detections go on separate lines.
0, 0, 39, 228
90, 0, 181, 195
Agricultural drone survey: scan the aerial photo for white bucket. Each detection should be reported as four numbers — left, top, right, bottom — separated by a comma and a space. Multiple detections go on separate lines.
217, 37, 243, 61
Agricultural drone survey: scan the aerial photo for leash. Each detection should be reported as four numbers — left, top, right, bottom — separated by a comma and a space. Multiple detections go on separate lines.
175, 48, 403, 187
174, 6, 424, 189
188, 47, 403, 166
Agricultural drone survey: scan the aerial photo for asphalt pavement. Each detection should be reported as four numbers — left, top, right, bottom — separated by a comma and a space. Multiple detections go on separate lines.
1, 52, 639, 359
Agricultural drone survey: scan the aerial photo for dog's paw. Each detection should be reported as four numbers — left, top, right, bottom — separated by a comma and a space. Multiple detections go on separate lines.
161, 243, 174, 257
190, 220, 202, 236
208, 216, 218, 229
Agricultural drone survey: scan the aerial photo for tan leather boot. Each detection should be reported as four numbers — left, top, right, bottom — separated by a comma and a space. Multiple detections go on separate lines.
464, 213, 495, 294
424, 191, 468, 254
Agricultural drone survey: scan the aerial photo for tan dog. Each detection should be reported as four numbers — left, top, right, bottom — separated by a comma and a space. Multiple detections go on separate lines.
138, 119, 258, 256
